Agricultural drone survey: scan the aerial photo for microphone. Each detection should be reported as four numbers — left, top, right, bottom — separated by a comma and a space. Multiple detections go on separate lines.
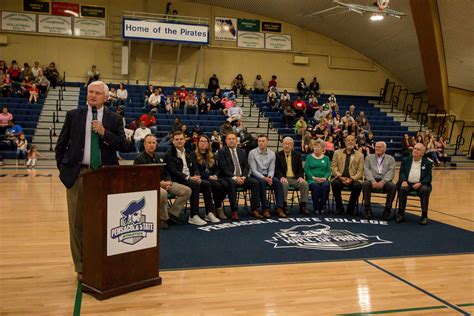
92, 106, 97, 120
92, 106, 98, 134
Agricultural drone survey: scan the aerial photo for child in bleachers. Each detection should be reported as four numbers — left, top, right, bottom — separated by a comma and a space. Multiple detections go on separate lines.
16, 133, 28, 164
211, 130, 222, 153
165, 96, 173, 114
28, 83, 39, 104
26, 145, 43, 168
324, 135, 335, 160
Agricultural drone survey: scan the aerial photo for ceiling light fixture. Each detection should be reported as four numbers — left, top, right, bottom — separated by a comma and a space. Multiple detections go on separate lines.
370, 14, 384, 21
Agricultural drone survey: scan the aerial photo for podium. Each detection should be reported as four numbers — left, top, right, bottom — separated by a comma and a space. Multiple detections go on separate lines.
81, 164, 163, 300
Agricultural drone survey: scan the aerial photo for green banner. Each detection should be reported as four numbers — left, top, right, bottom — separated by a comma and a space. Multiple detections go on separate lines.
238, 18, 260, 32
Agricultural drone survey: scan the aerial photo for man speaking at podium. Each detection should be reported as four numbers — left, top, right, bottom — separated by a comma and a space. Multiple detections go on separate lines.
55, 81, 129, 282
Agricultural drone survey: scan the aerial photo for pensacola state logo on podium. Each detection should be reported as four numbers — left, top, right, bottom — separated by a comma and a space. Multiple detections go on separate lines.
265, 223, 392, 251
107, 190, 157, 256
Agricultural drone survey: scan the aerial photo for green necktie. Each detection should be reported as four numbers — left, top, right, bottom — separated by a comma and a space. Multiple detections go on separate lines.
90, 130, 101, 169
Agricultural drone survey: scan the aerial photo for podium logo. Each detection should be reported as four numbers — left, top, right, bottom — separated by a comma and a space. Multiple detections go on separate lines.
265, 224, 391, 251
110, 197, 154, 245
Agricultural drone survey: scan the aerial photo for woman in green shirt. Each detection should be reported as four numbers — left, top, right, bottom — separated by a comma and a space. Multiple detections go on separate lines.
304, 139, 331, 214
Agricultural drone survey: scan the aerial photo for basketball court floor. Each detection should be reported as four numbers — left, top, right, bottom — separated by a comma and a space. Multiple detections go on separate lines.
0, 168, 472, 315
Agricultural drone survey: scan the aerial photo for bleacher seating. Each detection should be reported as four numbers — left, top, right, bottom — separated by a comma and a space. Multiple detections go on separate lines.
249, 92, 416, 160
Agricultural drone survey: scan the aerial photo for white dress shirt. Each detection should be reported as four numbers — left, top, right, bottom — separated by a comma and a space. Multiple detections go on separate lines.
82, 105, 104, 165
408, 159, 422, 183
176, 147, 190, 177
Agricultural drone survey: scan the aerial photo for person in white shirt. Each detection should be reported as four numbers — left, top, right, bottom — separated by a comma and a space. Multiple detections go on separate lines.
396, 143, 433, 225
85, 65, 99, 87
116, 83, 128, 106
227, 103, 243, 123
133, 121, 151, 152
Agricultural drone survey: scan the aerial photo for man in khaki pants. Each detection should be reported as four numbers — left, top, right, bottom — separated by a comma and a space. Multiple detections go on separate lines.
133, 134, 191, 229
55, 81, 129, 282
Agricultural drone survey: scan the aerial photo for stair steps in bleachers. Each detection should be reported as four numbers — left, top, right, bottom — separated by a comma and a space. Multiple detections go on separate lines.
370, 101, 425, 132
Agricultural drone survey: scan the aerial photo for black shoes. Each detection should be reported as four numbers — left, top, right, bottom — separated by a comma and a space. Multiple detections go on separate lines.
419, 217, 428, 225
381, 208, 391, 221
395, 214, 404, 223
363, 208, 372, 219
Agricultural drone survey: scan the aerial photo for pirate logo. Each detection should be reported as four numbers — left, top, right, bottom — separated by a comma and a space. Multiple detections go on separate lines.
110, 197, 154, 245
265, 224, 391, 251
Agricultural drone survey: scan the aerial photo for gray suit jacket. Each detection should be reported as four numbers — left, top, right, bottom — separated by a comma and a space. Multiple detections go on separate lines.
364, 154, 395, 183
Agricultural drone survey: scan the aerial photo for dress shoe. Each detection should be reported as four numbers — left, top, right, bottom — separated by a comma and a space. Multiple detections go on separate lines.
381, 208, 391, 221
363, 208, 372, 219
250, 210, 263, 219
216, 207, 227, 220
276, 207, 287, 218
262, 208, 271, 218
160, 220, 169, 230
77, 272, 83, 283
395, 214, 405, 223
419, 217, 428, 225
231, 212, 240, 221
300, 205, 310, 215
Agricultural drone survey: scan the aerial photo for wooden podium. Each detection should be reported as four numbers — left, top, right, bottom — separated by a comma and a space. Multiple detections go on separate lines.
81, 164, 163, 300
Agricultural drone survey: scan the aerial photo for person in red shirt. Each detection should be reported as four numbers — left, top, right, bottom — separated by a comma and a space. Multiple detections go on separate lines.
29, 83, 39, 104
293, 96, 307, 118
177, 85, 188, 108
268, 75, 277, 89
139, 111, 157, 134
8, 60, 21, 82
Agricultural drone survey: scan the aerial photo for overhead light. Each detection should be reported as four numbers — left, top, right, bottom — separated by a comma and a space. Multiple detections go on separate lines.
370, 14, 384, 21
63, 10, 79, 17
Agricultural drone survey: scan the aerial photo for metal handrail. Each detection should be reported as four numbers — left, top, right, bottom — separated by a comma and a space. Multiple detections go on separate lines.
62, 72, 66, 91
55, 100, 60, 123
49, 126, 53, 151
52, 113, 57, 136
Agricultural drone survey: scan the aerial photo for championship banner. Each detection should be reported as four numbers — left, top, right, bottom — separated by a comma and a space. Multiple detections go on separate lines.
38, 14, 72, 35
214, 17, 237, 41
74, 17, 106, 37
52, 1, 79, 16
123, 19, 209, 44
262, 21, 282, 33
1, 11, 37, 32
80, 5, 106, 19
23, 0, 50, 13
265, 33, 292, 51
237, 31, 264, 49
237, 18, 260, 32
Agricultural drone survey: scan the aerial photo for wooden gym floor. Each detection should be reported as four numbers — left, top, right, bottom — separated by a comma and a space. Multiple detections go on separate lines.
0, 168, 472, 315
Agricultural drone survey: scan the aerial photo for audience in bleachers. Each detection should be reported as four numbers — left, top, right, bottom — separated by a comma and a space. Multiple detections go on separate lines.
45, 62, 61, 89
85, 65, 100, 87
207, 74, 219, 92
231, 74, 247, 96
116, 83, 128, 106
253, 75, 265, 94
0, 106, 13, 135
133, 121, 151, 152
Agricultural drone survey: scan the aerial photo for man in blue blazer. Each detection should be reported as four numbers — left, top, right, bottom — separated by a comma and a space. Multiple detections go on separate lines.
396, 143, 433, 225
55, 81, 129, 281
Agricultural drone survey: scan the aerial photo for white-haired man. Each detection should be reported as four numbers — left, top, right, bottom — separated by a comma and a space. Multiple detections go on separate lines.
362, 141, 397, 220
275, 137, 309, 215
56, 80, 129, 282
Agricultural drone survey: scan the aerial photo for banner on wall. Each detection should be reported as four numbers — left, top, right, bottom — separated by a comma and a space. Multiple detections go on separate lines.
23, 0, 50, 13
123, 19, 209, 44
52, 1, 79, 17
237, 18, 260, 32
265, 33, 291, 51
237, 31, 264, 49
38, 14, 72, 35
262, 21, 282, 33
1, 11, 37, 32
214, 17, 237, 41
74, 17, 106, 37
80, 5, 106, 19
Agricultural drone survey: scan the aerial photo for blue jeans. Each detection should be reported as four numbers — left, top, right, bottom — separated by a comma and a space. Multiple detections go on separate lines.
309, 181, 330, 211
253, 176, 284, 209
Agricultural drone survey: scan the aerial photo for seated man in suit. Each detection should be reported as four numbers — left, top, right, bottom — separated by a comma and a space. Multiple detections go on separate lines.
362, 141, 397, 220
396, 143, 433, 225
133, 134, 192, 229
216, 132, 260, 220
163, 131, 215, 226
275, 136, 309, 215
248, 135, 286, 218
331, 135, 364, 215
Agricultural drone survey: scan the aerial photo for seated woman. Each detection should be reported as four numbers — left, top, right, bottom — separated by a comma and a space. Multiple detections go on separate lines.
426, 136, 441, 166
304, 139, 331, 214
253, 74, 265, 94
34, 70, 49, 95
190, 135, 229, 222
401, 134, 413, 157
210, 88, 222, 111
116, 83, 128, 106
197, 91, 210, 114
231, 74, 246, 96
435, 136, 448, 163
45, 62, 60, 89
292, 96, 307, 118
85, 65, 100, 87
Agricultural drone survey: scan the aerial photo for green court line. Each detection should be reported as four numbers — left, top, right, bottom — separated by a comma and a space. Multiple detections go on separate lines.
340, 303, 474, 315
73, 283, 82, 316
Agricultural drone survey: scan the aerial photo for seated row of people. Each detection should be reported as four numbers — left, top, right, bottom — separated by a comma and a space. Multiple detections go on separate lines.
134, 132, 433, 229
